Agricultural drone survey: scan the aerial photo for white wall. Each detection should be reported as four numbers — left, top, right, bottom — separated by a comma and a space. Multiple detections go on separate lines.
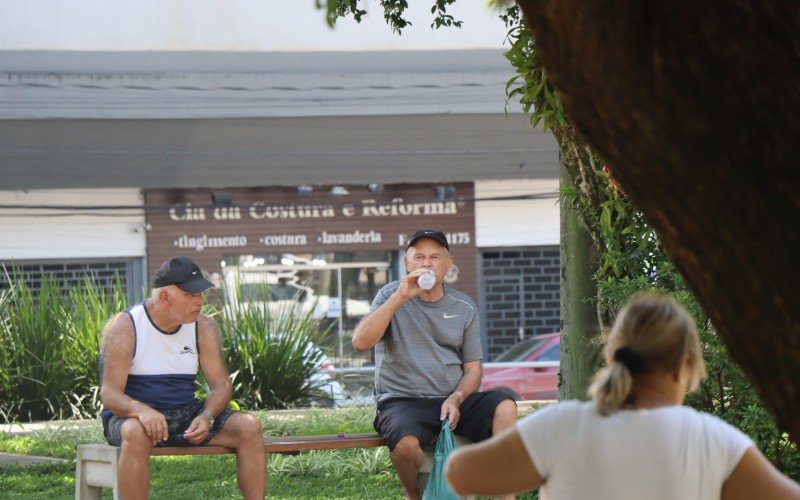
0, 182, 559, 261
0, 1, 507, 52
0, 189, 146, 260
475, 179, 559, 247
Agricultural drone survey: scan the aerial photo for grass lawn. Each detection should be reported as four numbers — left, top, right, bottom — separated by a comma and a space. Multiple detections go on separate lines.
0, 407, 541, 499
0, 453, 401, 499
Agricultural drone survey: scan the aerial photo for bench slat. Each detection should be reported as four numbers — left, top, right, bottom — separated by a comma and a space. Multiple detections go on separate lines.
150, 445, 234, 456
265, 433, 386, 452
148, 433, 386, 456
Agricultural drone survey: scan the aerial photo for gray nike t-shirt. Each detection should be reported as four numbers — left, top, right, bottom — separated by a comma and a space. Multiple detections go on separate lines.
370, 280, 483, 403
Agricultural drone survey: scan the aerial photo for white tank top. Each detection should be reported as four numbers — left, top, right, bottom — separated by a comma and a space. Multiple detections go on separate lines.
123, 302, 199, 410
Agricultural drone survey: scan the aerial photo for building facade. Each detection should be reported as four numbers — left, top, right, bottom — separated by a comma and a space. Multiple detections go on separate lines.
0, 1, 560, 360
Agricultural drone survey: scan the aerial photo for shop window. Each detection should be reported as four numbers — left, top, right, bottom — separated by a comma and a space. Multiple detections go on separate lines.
222, 251, 393, 366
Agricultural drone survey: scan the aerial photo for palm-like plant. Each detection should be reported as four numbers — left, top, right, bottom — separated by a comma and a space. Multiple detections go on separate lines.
0, 269, 127, 422
213, 280, 334, 409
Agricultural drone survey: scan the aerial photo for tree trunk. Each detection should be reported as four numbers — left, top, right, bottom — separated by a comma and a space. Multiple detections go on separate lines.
559, 161, 603, 400
518, 0, 800, 442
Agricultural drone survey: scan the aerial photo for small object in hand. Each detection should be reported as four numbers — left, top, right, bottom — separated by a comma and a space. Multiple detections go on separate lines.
418, 271, 436, 290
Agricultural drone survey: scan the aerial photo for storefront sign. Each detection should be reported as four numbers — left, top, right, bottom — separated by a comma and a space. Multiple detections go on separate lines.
144, 183, 477, 296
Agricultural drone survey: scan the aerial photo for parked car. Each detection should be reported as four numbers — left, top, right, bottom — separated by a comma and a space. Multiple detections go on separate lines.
265, 333, 351, 408
289, 337, 375, 408
480, 332, 560, 401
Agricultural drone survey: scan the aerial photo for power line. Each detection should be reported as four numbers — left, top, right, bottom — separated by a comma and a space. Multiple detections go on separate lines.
0, 191, 559, 217
0, 80, 509, 94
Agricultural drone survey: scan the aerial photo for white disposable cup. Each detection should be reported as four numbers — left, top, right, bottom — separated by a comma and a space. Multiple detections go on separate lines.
417, 271, 436, 290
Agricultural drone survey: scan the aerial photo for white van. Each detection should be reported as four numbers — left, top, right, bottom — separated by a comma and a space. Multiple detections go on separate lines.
223, 267, 370, 319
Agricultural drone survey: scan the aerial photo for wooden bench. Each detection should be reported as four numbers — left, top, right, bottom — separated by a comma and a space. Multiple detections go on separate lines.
75, 433, 387, 499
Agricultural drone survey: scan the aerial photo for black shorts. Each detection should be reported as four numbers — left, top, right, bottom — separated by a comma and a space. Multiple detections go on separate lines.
103, 399, 236, 447
373, 391, 514, 451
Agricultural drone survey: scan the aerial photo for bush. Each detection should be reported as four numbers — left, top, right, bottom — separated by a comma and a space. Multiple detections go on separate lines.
686, 325, 800, 481
0, 268, 338, 421
213, 281, 335, 410
0, 270, 127, 422
587, 175, 799, 480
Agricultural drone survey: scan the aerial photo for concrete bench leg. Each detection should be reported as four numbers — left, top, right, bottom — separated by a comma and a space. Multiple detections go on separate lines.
75, 444, 121, 500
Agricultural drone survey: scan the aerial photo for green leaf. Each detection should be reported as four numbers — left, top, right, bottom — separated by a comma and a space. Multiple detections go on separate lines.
600, 207, 613, 234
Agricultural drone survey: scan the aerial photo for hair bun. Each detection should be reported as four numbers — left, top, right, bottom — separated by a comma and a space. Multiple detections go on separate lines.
613, 347, 645, 375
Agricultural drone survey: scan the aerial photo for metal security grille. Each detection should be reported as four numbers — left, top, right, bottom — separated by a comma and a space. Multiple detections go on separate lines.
480, 246, 561, 360
0, 258, 144, 302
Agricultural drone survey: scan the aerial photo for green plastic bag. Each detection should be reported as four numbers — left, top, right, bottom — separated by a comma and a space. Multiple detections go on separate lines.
422, 419, 460, 500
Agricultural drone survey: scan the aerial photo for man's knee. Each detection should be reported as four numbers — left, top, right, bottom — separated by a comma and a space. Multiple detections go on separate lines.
119, 419, 153, 452
225, 412, 263, 441
238, 412, 263, 436
392, 435, 423, 460
493, 399, 518, 424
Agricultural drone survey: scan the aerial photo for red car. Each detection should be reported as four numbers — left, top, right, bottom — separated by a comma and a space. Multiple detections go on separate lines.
480, 332, 560, 401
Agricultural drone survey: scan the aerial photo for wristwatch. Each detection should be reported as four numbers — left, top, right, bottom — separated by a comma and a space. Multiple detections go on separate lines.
200, 409, 215, 428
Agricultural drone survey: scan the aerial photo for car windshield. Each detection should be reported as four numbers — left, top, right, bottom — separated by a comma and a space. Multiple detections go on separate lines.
495, 337, 550, 362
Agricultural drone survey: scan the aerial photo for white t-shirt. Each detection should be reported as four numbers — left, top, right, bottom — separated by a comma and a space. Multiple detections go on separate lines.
517, 401, 753, 500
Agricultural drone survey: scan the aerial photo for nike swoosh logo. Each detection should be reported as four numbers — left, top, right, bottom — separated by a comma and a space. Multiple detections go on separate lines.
192, 271, 198, 275
443, 313, 459, 319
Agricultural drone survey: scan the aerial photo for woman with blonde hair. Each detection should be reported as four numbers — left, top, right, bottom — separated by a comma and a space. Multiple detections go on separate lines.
445, 293, 800, 499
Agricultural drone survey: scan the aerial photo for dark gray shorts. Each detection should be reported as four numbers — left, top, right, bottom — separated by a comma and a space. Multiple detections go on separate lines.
374, 391, 514, 451
103, 399, 236, 447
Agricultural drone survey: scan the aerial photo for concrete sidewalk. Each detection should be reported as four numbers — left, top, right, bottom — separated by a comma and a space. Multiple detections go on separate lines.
1, 418, 98, 437
0, 419, 95, 467
0, 452, 66, 466
0, 401, 547, 468
0, 401, 546, 437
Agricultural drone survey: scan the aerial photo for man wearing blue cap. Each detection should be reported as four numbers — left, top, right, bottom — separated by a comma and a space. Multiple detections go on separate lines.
353, 230, 517, 500
99, 255, 265, 499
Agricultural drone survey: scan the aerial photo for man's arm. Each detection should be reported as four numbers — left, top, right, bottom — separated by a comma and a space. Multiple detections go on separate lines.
99, 312, 168, 445
441, 360, 482, 429
352, 270, 429, 351
184, 314, 233, 444
351, 293, 405, 352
